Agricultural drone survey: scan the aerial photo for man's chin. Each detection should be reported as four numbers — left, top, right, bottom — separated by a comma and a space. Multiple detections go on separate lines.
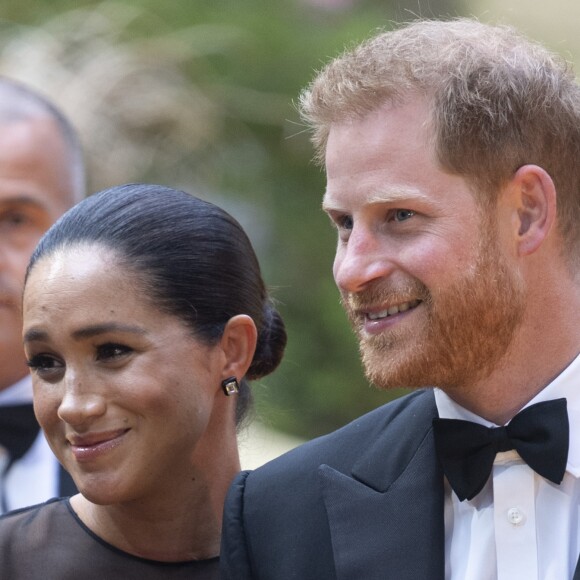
365, 370, 428, 392
357, 336, 439, 391
361, 346, 422, 391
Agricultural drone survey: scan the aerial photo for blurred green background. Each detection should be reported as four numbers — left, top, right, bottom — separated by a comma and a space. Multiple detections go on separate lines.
2, 0, 578, 441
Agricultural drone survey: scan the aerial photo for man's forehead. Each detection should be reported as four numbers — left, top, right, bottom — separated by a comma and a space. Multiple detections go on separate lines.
0, 119, 75, 213
0, 82, 49, 121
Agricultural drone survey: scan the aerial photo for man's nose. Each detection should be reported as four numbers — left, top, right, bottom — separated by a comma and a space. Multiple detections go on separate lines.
333, 226, 395, 294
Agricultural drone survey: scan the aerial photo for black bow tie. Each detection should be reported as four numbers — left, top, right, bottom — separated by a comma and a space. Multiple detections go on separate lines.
432, 398, 569, 501
0, 404, 41, 463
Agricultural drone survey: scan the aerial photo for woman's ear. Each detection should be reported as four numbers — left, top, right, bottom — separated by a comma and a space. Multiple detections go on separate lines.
218, 314, 258, 382
510, 164, 556, 256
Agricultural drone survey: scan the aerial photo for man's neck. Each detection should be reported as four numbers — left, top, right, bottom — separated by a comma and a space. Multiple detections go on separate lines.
443, 335, 580, 425
444, 259, 580, 424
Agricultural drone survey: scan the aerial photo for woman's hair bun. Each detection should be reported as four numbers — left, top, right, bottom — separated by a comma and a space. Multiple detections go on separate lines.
246, 302, 287, 380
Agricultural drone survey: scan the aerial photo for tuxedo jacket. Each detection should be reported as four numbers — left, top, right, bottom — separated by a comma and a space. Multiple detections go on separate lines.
222, 389, 580, 580
0, 378, 77, 512
221, 389, 445, 580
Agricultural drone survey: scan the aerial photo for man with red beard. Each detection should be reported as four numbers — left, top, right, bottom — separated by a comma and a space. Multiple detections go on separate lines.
221, 19, 580, 580
0, 78, 84, 512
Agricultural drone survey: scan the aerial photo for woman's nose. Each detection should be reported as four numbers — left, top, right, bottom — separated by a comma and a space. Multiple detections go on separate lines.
57, 375, 106, 427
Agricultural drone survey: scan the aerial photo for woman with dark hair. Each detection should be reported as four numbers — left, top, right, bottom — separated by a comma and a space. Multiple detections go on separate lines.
0, 183, 286, 579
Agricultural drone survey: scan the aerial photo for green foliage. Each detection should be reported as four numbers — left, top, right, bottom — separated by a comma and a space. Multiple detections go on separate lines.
1, 0, 465, 438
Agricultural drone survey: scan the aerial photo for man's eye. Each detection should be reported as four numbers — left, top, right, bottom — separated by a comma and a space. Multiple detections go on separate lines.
0, 211, 30, 229
391, 209, 415, 222
337, 215, 354, 230
96, 343, 133, 362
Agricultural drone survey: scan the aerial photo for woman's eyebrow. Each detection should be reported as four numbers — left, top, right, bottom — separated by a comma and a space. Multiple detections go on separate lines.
71, 323, 146, 340
23, 323, 146, 345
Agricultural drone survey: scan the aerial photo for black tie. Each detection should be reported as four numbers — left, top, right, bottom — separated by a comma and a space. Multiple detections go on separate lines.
432, 398, 569, 501
0, 403, 41, 463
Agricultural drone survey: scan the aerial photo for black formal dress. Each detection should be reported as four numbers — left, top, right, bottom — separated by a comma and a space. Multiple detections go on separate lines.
0, 498, 219, 580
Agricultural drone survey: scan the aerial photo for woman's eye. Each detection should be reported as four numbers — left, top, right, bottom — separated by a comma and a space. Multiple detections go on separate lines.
391, 209, 415, 222
26, 354, 64, 379
96, 343, 133, 362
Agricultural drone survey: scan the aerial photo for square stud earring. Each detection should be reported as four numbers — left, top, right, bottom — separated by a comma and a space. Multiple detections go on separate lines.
222, 376, 239, 396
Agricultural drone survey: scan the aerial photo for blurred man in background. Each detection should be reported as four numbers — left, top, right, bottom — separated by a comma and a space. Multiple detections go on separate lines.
0, 77, 84, 512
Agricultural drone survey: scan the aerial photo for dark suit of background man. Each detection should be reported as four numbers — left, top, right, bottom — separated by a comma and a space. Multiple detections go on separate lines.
221, 18, 580, 579
0, 78, 84, 512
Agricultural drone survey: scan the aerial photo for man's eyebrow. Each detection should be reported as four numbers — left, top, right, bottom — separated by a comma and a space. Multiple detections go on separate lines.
0, 196, 48, 211
321, 197, 336, 213
366, 187, 431, 205
322, 186, 431, 212
23, 323, 146, 344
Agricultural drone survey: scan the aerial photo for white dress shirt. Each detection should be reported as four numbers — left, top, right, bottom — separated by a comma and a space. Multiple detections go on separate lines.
0, 376, 59, 513
435, 353, 580, 580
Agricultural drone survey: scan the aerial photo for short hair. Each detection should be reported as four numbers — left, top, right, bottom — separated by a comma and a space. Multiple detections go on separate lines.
0, 76, 86, 203
26, 183, 287, 426
299, 18, 580, 260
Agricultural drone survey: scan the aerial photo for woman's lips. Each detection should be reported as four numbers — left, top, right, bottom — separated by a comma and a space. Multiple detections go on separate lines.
68, 429, 130, 462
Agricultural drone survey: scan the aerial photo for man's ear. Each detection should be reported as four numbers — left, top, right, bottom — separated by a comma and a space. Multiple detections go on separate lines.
510, 164, 557, 256
218, 314, 258, 384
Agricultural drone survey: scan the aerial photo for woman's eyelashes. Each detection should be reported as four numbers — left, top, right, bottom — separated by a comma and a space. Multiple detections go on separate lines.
27, 354, 64, 380
95, 343, 134, 362
27, 353, 60, 370
26, 343, 134, 377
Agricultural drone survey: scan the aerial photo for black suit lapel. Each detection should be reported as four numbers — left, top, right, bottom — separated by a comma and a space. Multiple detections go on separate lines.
320, 390, 445, 580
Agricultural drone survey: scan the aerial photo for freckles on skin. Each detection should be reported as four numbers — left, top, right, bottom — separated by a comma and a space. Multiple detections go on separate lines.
24, 245, 229, 507
24, 252, 136, 328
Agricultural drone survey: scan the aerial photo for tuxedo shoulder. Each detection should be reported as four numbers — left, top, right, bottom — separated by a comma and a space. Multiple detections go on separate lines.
222, 390, 438, 577
245, 389, 434, 483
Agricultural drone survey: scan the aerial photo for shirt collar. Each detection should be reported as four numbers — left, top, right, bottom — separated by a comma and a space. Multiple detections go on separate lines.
434, 352, 580, 477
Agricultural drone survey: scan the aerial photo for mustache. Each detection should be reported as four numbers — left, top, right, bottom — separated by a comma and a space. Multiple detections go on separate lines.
341, 279, 431, 313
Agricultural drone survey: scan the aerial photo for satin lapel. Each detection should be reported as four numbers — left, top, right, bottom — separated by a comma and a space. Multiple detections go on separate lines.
320, 391, 445, 580
574, 555, 580, 580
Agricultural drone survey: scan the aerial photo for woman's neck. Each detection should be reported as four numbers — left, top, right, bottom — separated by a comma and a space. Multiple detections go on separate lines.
70, 444, 241, 562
